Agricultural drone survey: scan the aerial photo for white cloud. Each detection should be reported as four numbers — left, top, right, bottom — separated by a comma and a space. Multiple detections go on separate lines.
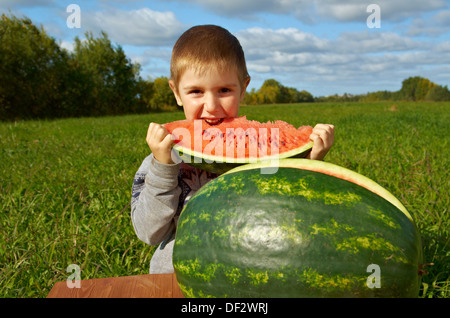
238, 27, 329, 53
374, 0, 446, 21
314, 2, 367, 22
59, 40, 74, 52
313, 0, 446, 22
168, 0, 447, 22
434, 41, 450, 53
166, 0, 298, 17
405, 10, 450, 37
335, 31, 425, 53
82, 8, 186, 46
0, 0, 55, 16
0, 0, 54, 8
235, 26, 450, 95
434, 10, 450, 26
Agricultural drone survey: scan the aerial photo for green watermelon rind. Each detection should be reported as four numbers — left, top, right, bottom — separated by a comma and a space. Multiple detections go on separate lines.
172, 141, 313, 174
223, 159, 414, 224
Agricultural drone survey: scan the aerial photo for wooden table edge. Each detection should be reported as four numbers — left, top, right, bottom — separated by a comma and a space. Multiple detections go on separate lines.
47, 273, 184, 298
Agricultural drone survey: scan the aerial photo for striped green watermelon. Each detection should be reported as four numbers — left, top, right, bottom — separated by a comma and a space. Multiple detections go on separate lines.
173, 159, 423, 298
164, 116, 313, 174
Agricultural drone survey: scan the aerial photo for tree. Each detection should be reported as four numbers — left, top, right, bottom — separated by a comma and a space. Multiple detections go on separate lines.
287, 88, 314, 103
259, 79, 282, 104
149, 77, 178, 111
0, 15, 144, 120
425, 85, 450, 101
0, 14, 69, 120
243, 88, 264, 105
242, 79, 314, 105
399, 76, 435, 101
297, 90, 314, 103
135, 78, 155, 112
71, 31, 141, 116
416, 78, 436, 101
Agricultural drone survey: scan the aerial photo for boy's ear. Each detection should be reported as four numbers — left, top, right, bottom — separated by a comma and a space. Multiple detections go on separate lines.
169, 80, 183, 106
240, 76, 251, 102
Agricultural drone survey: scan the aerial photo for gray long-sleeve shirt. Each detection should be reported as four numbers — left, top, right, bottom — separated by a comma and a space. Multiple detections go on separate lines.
130, 154, 219, 273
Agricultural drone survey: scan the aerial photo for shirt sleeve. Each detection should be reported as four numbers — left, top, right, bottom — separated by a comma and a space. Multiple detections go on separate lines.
130, 154, 182, 246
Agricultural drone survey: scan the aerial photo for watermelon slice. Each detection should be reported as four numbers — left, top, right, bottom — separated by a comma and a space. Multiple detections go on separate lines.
164, 116, 313, 173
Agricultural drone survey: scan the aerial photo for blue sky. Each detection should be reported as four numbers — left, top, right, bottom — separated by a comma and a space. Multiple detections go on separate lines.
1, 0, 450, 97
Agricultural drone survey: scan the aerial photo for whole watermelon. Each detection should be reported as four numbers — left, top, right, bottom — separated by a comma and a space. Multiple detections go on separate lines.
173, 159, 423, 298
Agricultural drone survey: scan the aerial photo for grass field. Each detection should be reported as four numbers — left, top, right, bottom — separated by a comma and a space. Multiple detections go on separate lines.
0, 101, 448, 298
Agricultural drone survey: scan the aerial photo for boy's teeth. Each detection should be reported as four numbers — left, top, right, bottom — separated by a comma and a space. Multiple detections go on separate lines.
205, 118, 223, 125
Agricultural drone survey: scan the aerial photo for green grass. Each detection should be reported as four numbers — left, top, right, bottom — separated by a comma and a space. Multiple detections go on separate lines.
0, 101, 448, 298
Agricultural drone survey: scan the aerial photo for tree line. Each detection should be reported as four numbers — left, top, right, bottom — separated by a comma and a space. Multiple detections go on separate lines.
315, 76, 450, 103
0, 14, 178, 121
243, 79, 314, 105
1, 14, 448, 121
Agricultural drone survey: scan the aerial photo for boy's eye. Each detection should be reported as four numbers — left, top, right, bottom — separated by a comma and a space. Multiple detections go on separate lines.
189, 89, 202, 95
220, 88, 232, 93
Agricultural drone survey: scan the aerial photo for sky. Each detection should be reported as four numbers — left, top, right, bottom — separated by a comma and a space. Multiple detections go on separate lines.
1, 0, 450, 97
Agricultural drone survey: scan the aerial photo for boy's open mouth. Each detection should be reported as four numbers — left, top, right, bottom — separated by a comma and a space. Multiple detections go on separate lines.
204, 118, 224, 126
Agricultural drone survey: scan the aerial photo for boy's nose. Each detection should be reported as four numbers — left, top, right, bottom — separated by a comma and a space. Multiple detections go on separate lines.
203, 93, 220, 113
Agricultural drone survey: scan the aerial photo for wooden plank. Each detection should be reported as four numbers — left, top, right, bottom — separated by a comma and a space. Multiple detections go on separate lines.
47, 273, 184, 298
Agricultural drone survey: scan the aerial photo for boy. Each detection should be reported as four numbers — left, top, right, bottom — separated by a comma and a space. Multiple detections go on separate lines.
131, 25, 334, 274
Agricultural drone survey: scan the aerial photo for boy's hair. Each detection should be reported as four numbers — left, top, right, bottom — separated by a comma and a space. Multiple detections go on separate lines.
170, 25, 249, 91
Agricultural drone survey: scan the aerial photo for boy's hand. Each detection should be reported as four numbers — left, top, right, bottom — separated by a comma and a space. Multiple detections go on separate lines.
146, 122, 175, 164
307, 124, 335, 161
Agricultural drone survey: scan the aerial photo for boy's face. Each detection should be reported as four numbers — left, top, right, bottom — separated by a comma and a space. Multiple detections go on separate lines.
169, 66, 249, 124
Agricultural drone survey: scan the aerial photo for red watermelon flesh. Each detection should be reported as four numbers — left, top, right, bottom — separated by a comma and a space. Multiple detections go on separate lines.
164, 116, 313, 159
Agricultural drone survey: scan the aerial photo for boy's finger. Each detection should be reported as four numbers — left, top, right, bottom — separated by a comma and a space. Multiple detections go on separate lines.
312, 125, 334, 147
154, 126, 168, 141
147, 122, 157, 141
309, 132, 324, 149
147, 122, 170, 143
313, 124, 334, 137
161, 132, 175, 148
